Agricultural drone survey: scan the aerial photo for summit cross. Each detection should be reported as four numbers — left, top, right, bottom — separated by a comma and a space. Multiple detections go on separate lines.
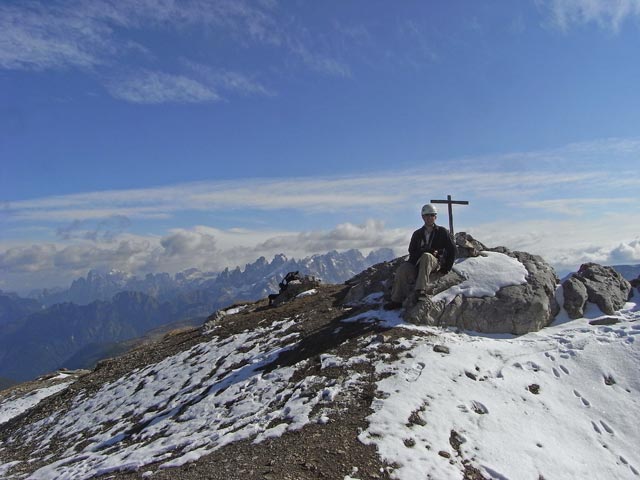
430, 195, 469, 236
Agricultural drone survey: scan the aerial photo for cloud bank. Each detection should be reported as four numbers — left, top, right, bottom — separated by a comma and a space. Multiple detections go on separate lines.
2, 138, 639, 292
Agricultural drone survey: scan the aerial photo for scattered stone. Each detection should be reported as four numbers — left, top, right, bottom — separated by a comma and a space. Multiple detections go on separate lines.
589, 317, 620, 326
433, 345, 450, 354
563, 263, 631, 317
471, 401, 488, 414
371, 334, 389, 343
403, 438, 416, 448
407, 410, 427, 427
527, 384, 540, 395
449, 430, 465, 451
438, 451, 451, 459
604, 375, 616, 386
464, 371, 477, 381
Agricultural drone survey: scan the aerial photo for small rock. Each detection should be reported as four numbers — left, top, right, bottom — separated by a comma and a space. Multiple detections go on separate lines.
403, 438, 416, 448
438, 451, 451, 458
589, 317, 620, 326
527, 384, 540, 394
433, 345, 450, 354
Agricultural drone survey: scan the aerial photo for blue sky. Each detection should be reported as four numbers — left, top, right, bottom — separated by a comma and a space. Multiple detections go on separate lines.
1, 0, 640, 292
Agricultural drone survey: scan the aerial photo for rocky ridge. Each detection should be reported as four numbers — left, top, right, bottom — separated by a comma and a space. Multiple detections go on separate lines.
0, 240, 638, 480
1, 249, 394, 384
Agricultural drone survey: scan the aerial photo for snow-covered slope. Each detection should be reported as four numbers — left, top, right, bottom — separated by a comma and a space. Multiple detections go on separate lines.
359, 301, 640, 479
0, 254, 638, 480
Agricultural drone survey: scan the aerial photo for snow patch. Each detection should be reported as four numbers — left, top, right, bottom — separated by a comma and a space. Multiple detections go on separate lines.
0, 382, 72, 426
433, 251, 527, 305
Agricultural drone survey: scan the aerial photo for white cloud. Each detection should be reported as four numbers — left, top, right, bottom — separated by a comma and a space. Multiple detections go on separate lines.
3, 138, 640, 291
468, 211, 640, 275
105, 70, 219, 104
0, 0, 351, 103
0, 2, 111, 70
256, 220, 408, 256
0, 222, 403, 291
520, 197, 636, 215
183, 61, 275, 97
540, 0, 640, 32
2, 167, 635, 224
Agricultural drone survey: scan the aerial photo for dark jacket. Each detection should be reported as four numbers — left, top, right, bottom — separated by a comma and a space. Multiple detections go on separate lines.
408, 224, 456, 272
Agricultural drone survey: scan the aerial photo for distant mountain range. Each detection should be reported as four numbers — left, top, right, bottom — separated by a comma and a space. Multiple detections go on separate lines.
0, 248, 394, 383
27, 249, 394, 306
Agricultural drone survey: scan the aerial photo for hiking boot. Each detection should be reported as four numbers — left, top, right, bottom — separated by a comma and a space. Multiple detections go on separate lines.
383, 301, 403, 310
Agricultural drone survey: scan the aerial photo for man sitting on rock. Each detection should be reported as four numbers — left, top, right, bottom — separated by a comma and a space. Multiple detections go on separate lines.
384, 203, 456, 310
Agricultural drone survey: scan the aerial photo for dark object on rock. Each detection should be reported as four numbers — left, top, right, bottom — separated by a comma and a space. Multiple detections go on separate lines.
433, 345, 450, 354
269, 271, 301, 306
562, 263, 632, 318
589, 317, 620, 326
268, 273, 321, 307
603, 375, 616, 386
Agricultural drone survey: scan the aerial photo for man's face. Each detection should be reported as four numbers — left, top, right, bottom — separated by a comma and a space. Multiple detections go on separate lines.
422, 213, 437, 226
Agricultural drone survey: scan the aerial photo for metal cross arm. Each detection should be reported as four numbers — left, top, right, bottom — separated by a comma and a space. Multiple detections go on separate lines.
430, 194, 469, 235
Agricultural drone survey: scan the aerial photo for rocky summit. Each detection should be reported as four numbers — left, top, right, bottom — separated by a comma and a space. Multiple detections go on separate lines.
1, 242, 639, 480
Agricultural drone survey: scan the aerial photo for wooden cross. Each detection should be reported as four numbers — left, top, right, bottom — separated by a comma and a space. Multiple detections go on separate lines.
430, 195, 469, 235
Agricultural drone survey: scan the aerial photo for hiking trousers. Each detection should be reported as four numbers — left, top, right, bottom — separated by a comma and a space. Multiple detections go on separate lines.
390, 252, 439, 303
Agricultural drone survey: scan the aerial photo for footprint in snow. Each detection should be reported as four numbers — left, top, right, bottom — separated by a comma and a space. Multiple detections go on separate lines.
572, 389, 591, 407
599, 420, 615, 435
470, 400, 489, 415
617, 456, 640, 477
404, 362, 425, 382
544, 352, 556, 361
552, 364, 570, 378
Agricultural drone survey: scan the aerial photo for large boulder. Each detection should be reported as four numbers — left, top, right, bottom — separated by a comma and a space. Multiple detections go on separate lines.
343, 243, 560, 335
562, 263, 632, 318
404, 249, 560, 334
561, 276, 588, 319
